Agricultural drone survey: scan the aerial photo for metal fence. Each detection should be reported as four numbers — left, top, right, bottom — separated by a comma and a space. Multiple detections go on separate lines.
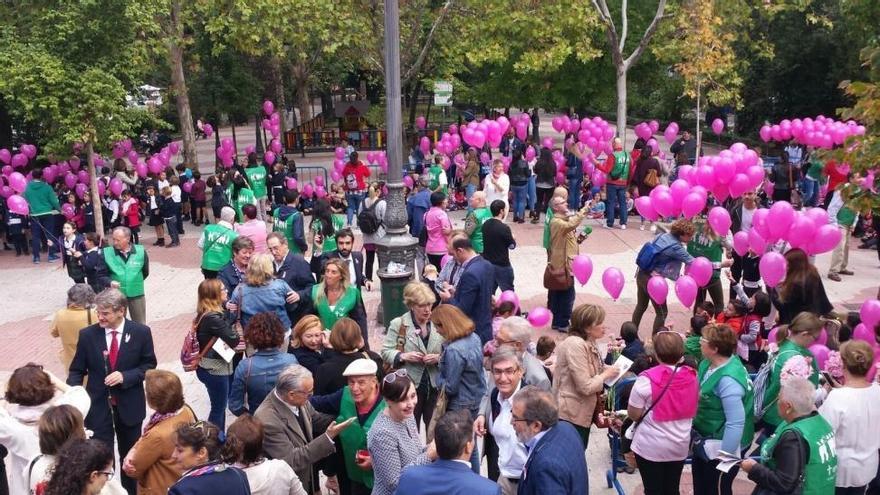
295, 166, 329, 187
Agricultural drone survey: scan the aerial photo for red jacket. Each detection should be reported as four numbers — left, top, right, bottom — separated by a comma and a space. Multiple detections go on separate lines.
122, 198, 141, 228
342, 161, 371, 192
596, 152, 636, 186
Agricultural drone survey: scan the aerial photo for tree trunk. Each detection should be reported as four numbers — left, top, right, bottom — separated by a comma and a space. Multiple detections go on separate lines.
616, 68, 628, 147
168, 0, 198, 168
214, 128, 221, 171
86, 140, 105, 241
255, 114, 264, 154
695, 82, 702, 161
292, 62, 312, 123
407, 80, 422, 129
271, 58, 288, 136
231, 122, 237, 157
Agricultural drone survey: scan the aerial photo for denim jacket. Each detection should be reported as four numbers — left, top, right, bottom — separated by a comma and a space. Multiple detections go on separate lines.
228, 349, 298, 415
438, 333, 486, 416
650, 232, 694, 280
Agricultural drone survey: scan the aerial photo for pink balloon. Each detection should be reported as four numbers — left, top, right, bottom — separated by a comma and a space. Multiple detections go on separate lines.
63, 173, 78, 190
767, 326, 779, 345
602, 267, 625, 300
403, 175, 414, 189
0, 149, 10, 164
314, 175, 325, 188
688, 257, 714, 287
270, 140, 283, 155
860, 300, 880, 329
807, 224, 842, 255
808, 344, 830, 369
415, 116, 427, 130
182, 181, 193, 193
767, 201, 795, 240
420, 136, 431, 155
527, 306, 552, 328
651, 190, 674, 218
41, 166, 57, 184
748, 228, 767, 254
669, 179, 691, 206
634, 196, 658, 222
499, 290, 520, 313
314, 186, 327, 198
853, 323, 874, 343
330, 170, 342, 182
61, 203, 76, 219
711, 118, 725, 135
264, 151, 276, 165
127, 150, 139, 165
707, 207, 732, 237
8, 172, 27, 193
148, 157, 163, 175
6, 194, 29, 215
75, 183, 88, 200
203, 124, 214, 137
77, 170, 89, 184
759, 251, 787, 288
262, 100, 275, 116
0, 186, 12, 199
109, 178, 124, 197
571, 255, 594, 286
675, 275, 698, 308
647, 275, 669, 304
681, 192, 706, 219
134, 162, 147, 178
733, 231, 750, 257
541, 137, 554, 149
285, 178, 298, 190
816, 328, 828, 346
11, 153, 28, 169
786, 215, 816, 249
169, 142, 180, 155
1, 165, 10, 177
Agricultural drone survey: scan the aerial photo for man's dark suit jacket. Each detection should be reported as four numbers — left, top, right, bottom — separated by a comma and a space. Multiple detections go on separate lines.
67, 320, 157, 429
517, 421, 587, 495
276, 251, 316, 323
310, 250, 366, 288
451, 255, 494, 343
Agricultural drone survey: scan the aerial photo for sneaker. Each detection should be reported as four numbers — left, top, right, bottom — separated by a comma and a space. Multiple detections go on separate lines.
47, 255, 59, 263
840, 269, 855, 276
828, 273, 842, 281
32, 258, 40, 264
619, 224, 627, 230
650, 225, 657, 233
603, 224, 612, 229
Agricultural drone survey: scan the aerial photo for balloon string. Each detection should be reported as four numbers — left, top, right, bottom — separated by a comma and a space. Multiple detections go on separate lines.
28, 214, 63, 247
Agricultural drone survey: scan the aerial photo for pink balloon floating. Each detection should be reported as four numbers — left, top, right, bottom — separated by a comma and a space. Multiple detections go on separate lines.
602, 267, 625, 300
674, 275, 698, 308
647, 275, 668, 305
571, 254, 593, 286
527, 307, 552, 328
759, 251, 787, 288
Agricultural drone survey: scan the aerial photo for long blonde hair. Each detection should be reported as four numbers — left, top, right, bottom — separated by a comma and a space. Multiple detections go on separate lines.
245, 253, 275, 286
315, 258, 351, 305
196, 279, 225, 319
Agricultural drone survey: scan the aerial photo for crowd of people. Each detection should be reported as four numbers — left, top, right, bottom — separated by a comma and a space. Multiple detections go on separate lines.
1, 122, 879, 495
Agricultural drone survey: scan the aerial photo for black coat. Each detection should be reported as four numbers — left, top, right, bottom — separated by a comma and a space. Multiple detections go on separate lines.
276, 251, 315, 325
313, 350, 384, 396
196, 311, 240, 361
81, 249, 111, 293
67, 320, 157, 428
218, 261, 245, 295
310, 250, 366, 289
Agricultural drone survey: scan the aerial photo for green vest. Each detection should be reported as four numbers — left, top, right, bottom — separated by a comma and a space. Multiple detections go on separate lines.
273, 207, 302, 254
762, 414, 837, 495
687, 225, 723, 280
102, 245, 146, 298
542, 208, 555, 250
336, 387, 386, 488
428, 165, 445, 193
201, 224, 239, 271
694, 357, 755, 448
610, 151, 631, 180
762, 340, 819, 427
311, 215, 345, 253
244, 166, 268, 199
684, 335, 703, 365
227, 185, 257, 223
837, 205, 856, 227
312, 284, 360, 330
469, 207, 492, 253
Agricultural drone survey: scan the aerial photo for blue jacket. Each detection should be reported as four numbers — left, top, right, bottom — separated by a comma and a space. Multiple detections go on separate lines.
451, 255, 494, 343
169, 465, 250, 494
647, 232, 694, 280
228, 349, 298, 415
230, 279, 294, 330
218, 261, 245, 295
499, 136, 524, 158
518, 422, 588, 495
394, 459, 500, 495
406, 190, 431, 236
566, 154, 583, 180
438, 333, 486, 416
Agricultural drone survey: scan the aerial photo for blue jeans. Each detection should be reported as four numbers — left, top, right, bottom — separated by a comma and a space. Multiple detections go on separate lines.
492, 264, 515, 293
606, 183, 628, 227
567, 177, 582, 210
802, 178, 818, 207
465, 183, 477, 214
30, 214, 59, 261
548, 285, 576, 329
511, 184, 528, 218
527, 175, 537, 212
196, 367, 230, 431
346, 191, 365, 225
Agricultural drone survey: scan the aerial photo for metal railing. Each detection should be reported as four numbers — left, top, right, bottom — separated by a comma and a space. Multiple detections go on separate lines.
295, 166, 329, 188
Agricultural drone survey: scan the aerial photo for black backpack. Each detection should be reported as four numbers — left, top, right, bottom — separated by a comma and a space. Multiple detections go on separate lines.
357, 200, 382, 235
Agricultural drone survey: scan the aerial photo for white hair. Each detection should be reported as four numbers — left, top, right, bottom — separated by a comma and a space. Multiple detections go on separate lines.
779, 377, 816, 416
276, 364, 312, 394
500, 316, 532, 345
220, 206, 236, 223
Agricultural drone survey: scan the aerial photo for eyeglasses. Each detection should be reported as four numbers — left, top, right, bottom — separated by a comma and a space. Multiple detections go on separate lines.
510, 414, 529, 423
491, 366, 521, 377
383, 369, 409, 384
293, 388, 314, 398
97, 469, 115, 480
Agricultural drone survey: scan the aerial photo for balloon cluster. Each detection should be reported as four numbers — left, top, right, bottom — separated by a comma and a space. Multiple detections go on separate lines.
759, 116, 866, 148
415, 115, 427, 130
261, 100, 282, 138
0, 143, 36, 171
216, 138, 236, 168
552, 115, 616, 156
2, 143, 38, 215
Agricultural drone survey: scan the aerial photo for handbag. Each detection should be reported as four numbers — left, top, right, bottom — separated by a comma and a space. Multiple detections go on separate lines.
543, 263, 572, 291
592, 391, 610, 428
426, 386, 448, 443
644, 168, 660, 188
233, 286, 247, 353
383, 322, 408, 374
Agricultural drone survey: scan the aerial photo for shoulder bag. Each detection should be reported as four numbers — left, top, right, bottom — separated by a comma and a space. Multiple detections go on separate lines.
426, 386, 448, 443
543, 263, 572, 291
384, 322, 408, 374
233, 286, 247, 353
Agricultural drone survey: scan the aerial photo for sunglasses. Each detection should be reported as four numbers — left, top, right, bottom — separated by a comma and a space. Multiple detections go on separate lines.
383, 369, 409, 384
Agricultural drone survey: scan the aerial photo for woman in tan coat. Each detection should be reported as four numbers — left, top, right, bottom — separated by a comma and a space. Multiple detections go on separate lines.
552, 303, 620, 449
123, 370, 196, 495
50, 284, 97, 370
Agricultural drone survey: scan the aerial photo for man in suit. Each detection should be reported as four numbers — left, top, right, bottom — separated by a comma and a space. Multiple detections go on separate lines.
395, 410, 500, 495
255, 364, 354, 494
267, 232, 315, 324
310, 228, 371, 290
67, 288, 157, 494
512, 386, 587, 495
438, 236, 494, 343
498, 127, 524, 158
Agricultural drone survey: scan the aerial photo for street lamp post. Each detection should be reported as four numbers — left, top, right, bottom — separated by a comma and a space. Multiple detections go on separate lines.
375, 0, 418, 325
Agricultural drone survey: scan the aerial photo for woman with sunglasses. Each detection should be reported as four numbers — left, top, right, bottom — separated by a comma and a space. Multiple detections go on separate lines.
43, 438, 117, 495
367, 370, 437, 495
168, 421, 250, 494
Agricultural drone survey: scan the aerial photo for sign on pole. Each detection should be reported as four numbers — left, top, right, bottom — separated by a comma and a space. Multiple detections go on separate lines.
434, 81, 453, 107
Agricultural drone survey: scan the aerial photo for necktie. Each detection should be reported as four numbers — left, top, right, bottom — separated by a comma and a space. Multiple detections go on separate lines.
108, 331, 119, 370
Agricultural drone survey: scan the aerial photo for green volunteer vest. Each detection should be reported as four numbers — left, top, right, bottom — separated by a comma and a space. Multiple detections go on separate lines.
610, 151, 631, 180
102, 245, 146, 298
762, 340, 819, 428
227, 185, 257, 223
836, 205, 856, 227
201, 224, 239, 271
337, 387, 386, 488
312, 284, 360, 330
687, 226, 723, 280
694, 357, 755, 448
469, 207, 492, 253
428, 165, 446, 193
684, 335, 703, 365
311, 215, 345, 253
542, 208, 555, 250
273, 207, 302, 254
244, 166, 268, 199
761, 414, 837, 495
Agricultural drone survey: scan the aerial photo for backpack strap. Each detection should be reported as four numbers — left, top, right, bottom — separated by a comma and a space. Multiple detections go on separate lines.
193, 313, 218, 361
27, 454, 43, 493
